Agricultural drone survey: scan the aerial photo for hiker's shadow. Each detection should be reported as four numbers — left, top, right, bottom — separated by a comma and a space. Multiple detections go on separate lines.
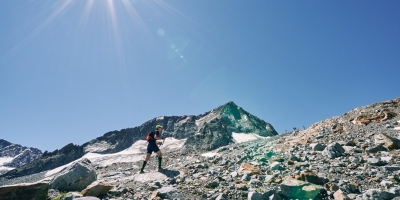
159, 169, 179, 178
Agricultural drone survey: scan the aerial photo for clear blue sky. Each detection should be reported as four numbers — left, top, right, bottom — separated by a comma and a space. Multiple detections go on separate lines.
1, 0, 399, 152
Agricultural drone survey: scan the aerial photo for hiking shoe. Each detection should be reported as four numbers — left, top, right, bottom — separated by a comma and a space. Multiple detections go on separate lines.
157, 168, 164, 172
138, 171, 145, 174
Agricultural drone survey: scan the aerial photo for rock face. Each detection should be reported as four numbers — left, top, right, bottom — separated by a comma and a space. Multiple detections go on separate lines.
1, 102, 277, 178
0, 139, 42, 175
0, 182, 48, 200
50, 158, 96, 191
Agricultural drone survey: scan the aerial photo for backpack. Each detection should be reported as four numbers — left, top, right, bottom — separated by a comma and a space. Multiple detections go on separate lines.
146, 131, 155, 142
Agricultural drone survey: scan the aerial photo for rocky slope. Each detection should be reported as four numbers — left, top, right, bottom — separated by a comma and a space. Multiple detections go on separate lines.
0, 102, 277, 179
1, 98, 400, 200
0, 139, 42, 176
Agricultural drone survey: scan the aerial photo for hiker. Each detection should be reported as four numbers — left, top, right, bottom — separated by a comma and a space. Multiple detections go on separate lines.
139, 125, 166, 173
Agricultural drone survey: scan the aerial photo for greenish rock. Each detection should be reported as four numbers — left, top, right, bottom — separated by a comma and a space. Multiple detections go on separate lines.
279, 177, 328, 199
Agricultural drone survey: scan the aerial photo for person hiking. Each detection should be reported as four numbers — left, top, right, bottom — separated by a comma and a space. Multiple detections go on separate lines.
139, 125, 166, 173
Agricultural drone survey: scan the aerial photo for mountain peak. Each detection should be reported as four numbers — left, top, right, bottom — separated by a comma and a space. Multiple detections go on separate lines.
0, 139, 12, 149
0, 139, 42, 176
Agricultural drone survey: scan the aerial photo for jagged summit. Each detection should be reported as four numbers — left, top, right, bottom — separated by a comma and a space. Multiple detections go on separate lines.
1, 102, 277, 179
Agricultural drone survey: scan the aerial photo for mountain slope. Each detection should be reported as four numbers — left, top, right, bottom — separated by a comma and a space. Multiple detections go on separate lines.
0, 139, 42, 175
1, 102, 277, 179
2, 98, 400, 199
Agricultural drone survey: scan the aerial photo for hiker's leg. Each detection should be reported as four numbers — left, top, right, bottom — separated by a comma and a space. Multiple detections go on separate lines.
156, 151, 162, 169
140, 153, 151, 172
156, 151, 162, 158
145, 153, 151, 162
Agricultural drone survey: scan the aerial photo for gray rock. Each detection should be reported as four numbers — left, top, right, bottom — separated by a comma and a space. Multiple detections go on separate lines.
249, 179, 260, 186
382, 166, 400, 172
64, 192, 83, 200
157, 187, 183, 199
248, 191, 262, 200
230, 171, 238, 178
366, 144, 388, 153
375, 133, 400, 150
362, 189, 397, 200
270, 162, 282, 170
389, 187, 400, 195
215, 193, 228, 200
206, 179, 220, 188
50, 158, 96, 191
108, 188, 127, 196
242, 174, 251, 181
367, 157, 387, 166
380, 180, 393, 187
310, 143, 326, 151
322, 142, 345, 159
262, 189, 282, 200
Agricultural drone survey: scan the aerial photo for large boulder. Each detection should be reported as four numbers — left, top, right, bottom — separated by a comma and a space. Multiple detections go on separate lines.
374, 133, 400, 150
0, 182, 49, 200
279, 177, 328, 199
310, 143, 326, 151
322, 142, 345, 159
81, 180, 113, 197
50, 158, 96, 191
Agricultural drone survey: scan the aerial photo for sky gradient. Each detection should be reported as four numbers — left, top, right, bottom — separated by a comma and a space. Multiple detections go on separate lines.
1, 0, 399, 151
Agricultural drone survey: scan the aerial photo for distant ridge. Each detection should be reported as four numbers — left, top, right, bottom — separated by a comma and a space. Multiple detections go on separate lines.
2, 102, 277, 178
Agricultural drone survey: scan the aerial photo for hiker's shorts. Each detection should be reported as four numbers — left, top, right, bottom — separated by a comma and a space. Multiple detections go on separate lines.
147, 142, 160, 154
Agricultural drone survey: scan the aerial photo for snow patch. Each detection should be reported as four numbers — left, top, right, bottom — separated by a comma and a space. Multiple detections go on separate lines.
394, 127, 400, 130
0, 157, 14, 165
46, 138, 186, 176
84, 141, 116, 153
231, 132, 271, 143
17, 138, 186, 185
45, 161, 75, 176
87, 138, 185, 167
232, 132, 258, 143
201, 152, 219, 157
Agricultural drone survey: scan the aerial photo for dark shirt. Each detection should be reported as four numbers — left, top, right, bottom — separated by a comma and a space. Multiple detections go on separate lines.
148, 130, 161, 144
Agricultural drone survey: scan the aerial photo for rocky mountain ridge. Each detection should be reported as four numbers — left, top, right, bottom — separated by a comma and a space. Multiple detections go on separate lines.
1, 98, 400, 200
1, 101, 277, 179
0, 139, 42, 176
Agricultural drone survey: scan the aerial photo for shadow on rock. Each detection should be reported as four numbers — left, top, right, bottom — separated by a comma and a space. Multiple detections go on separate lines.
159, 169, 179, 178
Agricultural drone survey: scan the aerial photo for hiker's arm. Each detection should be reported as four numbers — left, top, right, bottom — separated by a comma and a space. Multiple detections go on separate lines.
154, 135, 165, 140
